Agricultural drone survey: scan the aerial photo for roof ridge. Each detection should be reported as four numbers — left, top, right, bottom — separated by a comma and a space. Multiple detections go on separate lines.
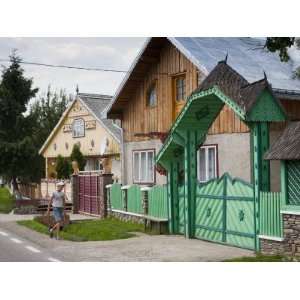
78, 93, 112, 99
241, 77, 268, 89
217, 60, 249, 84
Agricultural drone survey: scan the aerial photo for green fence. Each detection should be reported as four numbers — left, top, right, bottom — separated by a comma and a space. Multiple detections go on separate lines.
107, 183, 169, 219
109, 183, 123, 210
127, 185, 143, 214
259, 191, 283, 238
148, 185, 168, 219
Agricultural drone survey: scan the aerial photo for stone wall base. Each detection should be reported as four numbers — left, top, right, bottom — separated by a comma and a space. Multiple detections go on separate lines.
260, 213, 300, 256
110, 210, 145, 225
109, 210, 168, 234
260, 238, 286, 255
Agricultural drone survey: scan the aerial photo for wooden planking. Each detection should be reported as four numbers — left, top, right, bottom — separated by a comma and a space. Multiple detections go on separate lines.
123, 42, 254, 143
270, 99, 300, 132
123, 42, 200, 142
209, 105, 250, 134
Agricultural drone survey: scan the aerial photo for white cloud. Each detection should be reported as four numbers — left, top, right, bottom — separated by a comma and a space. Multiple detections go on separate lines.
0, 37, 146, 99
288, 45, 300, 71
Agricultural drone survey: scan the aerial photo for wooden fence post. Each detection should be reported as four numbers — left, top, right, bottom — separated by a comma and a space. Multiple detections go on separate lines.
99, 173, 113, 218
71, 175, 79, 214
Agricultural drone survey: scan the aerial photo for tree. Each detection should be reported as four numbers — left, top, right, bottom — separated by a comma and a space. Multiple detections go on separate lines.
55, 155, 71, 179
265, 38, 295, 62
264, 38, 300, 78
70, 144, 86, 171
0, 51, 38, 193
29, 87, 71, 181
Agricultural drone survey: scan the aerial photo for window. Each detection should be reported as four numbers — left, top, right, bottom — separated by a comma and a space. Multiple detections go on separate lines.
175, 76, 186, 102
72, 118, 85, 138
147, 84, 157, 107
197, 145, 218, 182
133, 150, 155, 183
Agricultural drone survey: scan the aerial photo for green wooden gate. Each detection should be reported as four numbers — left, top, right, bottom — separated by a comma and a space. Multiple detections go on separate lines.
178, 173, 256, 250
178, 185, 185, 234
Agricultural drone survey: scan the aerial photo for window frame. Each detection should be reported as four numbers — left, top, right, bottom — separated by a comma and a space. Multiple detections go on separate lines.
174, 74, 186, 103
197, 144, 219, 183
132, 149, 156, 185
146, 82, 157, 108
72, 118, 85, 138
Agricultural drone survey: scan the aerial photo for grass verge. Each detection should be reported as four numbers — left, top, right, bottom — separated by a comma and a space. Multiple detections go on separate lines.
0, 187, 15, 213
18, 217, 146, 241
224, 253, 298, 262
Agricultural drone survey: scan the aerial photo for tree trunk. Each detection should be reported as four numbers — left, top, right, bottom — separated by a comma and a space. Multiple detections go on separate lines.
12, 176, 21, 200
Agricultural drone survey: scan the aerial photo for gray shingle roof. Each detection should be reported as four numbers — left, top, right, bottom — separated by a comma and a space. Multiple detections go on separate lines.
265, 122, 300, 160
170, 37, 300, 94
192, 61, 284, 114
78, 93, 121, 142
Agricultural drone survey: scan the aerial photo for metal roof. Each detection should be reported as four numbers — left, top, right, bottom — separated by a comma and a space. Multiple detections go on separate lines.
169, 37, 300, 93
78, 93, 122, 142
107, 37, 300, 116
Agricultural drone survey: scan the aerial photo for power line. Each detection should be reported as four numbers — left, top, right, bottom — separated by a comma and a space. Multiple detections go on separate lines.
0, 59, 128, 73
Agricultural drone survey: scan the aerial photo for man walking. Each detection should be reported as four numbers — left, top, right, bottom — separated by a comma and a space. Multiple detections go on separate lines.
47, 181, 66, 240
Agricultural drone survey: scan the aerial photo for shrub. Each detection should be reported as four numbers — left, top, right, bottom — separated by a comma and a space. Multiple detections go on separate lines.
55, 155, 71, 179
70, 144, 86, 171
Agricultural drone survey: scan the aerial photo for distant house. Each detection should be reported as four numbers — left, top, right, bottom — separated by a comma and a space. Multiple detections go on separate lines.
39, 93, 121, 180
107, 37, 300, 190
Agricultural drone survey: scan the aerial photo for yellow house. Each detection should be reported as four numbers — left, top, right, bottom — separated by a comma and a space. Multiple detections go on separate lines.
39, 93, 121, 180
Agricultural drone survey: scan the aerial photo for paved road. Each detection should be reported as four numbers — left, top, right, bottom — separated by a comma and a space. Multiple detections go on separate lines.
0, 214, 254, 261
0, 226, 62, 262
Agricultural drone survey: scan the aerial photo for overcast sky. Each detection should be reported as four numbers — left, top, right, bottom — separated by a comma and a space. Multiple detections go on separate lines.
0, 37, 147, 100
1, 37, 300, 103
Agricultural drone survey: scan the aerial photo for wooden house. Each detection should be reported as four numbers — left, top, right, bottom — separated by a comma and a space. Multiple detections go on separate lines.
39, 93, 121, 180
155, 61, 287, 250
107, 37, 300, 190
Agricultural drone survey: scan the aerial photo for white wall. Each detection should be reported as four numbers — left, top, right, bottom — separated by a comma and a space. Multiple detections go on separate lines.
123, 133, 252, 186
123, 139, 167, 186
203, 132, 252, 182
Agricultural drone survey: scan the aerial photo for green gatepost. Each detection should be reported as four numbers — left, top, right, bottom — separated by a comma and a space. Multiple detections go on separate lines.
280, 160, 288, 205
167, 161, 179, 234
251, 122, 270, 251
183, 130, 197, 238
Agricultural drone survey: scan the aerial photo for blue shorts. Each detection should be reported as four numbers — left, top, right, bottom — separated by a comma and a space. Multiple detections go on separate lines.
53, 207, 64, 222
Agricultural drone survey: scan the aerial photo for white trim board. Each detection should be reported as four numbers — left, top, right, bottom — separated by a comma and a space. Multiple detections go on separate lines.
280, 210, 300, 216
111, 209, 144, 218
258, 235, 284, 242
